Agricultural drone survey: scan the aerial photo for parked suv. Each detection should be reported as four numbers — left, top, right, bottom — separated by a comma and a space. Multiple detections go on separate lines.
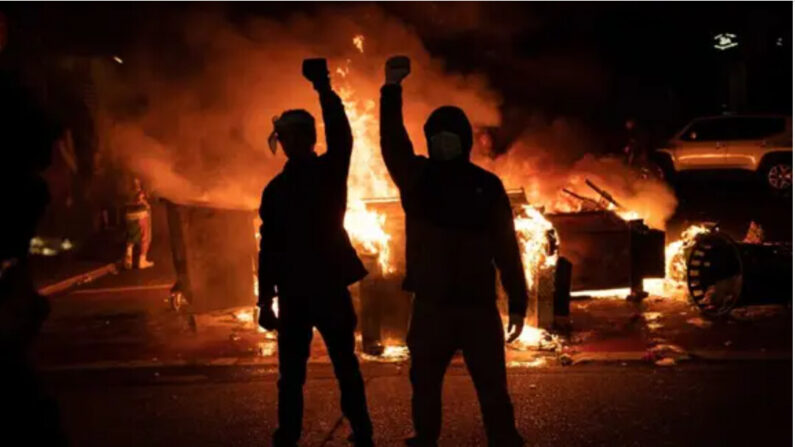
654, 115, 792, 193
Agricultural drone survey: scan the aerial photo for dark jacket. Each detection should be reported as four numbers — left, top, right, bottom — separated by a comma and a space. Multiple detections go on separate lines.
379, 84, 528, 316
258, 88, 366, 303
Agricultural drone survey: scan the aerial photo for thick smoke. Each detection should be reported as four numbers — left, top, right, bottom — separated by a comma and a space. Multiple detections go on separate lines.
92, 5, 676, 228
92, 6, 499, 208
474, 117, 677, 230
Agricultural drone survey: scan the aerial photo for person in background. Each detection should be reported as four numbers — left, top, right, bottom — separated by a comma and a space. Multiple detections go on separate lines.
622, 118, 650, 168
123, 177, 154, 269
380, 55, 527, 447
257, 58, 373, 447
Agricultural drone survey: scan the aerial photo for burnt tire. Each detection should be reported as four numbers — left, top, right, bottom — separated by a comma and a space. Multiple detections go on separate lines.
686, 233, 743, 318
759, 155, 792, 196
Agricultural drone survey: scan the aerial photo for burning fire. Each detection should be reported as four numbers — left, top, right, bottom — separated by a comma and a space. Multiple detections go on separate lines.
352, 34, 365, 53
513, 205, 558, 288
665, 224, 711, 283
344, 200, 393, 274
335, 35, 396, 275
251, 35, 696, 356
571, 223, 713, 299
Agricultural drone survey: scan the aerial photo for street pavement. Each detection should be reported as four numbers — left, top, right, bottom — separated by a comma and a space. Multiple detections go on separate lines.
44, 361, 791, 447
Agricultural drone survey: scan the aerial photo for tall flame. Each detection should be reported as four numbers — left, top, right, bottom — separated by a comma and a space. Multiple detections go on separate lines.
513, 205, 558, 289
344, 200, 393, 274
336, 36, 395, 275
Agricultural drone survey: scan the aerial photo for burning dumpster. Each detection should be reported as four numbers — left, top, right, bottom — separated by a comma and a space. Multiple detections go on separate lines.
686, 232, 793, 316
355, 197, 412, 352
355, 188, 567, 351
545, 210, 665, 296
163, 199, 258, 316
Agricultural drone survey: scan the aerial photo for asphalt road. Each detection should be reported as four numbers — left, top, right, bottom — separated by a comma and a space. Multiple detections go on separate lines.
44, 361, 791, 447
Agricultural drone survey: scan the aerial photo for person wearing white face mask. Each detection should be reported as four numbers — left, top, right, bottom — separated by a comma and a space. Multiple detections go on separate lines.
380, 56, 528, 447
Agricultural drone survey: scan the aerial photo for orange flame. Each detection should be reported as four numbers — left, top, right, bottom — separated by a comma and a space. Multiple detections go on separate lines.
352, 35, 365, 53
513, 205, 558, 288
336, 35, 395, 275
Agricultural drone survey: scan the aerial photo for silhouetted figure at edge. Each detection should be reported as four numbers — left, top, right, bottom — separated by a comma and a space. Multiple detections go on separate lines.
257, 58, 373, 447
380, 56, 528, 447
0, 34, 66, 446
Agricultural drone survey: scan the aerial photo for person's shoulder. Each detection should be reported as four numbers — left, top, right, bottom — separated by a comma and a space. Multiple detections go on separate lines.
261, 172, 286, 199
468, 163, 504, 188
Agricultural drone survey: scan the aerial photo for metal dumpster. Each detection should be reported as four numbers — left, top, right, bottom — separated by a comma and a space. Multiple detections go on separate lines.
355, 189, 565, 346
163, 199, 258, 314
545, 211, 665, 293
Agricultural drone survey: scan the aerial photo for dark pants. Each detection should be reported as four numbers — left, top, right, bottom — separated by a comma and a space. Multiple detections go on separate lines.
407, 301, 523, 447
273, 288, 372, 446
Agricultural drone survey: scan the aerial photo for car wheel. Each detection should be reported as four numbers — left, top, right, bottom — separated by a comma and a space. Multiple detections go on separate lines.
649, 153, 675, 184
764, 161, 792, 195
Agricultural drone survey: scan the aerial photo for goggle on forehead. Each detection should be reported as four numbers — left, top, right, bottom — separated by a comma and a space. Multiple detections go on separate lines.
267, 113, 315, 154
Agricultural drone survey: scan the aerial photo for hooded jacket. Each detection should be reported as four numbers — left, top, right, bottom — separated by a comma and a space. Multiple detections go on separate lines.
379, 84, 528, 316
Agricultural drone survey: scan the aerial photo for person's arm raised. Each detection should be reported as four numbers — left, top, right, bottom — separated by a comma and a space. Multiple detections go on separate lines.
379, 56, 418, 190
303, 58, 353, 180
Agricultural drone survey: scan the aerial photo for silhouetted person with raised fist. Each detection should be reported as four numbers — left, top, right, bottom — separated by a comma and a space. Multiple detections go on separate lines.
258, 58, 373, 447
380, 56, 528, 447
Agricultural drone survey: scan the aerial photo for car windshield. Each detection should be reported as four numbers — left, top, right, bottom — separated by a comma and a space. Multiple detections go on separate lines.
681, 117, 787, 142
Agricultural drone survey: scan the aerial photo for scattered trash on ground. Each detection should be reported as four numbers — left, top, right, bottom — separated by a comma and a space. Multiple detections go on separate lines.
730, 305, 787, 321
360, 345, 409, 363
655, 357, 677, 367
647, 342, 689, 366
686, 317, 713, 329
643, 312, 665, 331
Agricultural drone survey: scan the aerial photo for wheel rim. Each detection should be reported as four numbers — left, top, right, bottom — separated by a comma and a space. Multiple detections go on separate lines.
767, 164, 792, 190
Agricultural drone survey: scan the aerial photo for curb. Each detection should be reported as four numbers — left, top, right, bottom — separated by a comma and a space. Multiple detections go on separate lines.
38, 263, 118, 296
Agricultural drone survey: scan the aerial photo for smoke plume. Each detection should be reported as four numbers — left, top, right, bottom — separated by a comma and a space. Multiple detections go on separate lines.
92, 5, 676, 228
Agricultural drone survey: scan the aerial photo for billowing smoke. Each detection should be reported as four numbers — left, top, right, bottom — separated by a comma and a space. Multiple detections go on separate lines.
92, 6, 499, 209
92, 4, 676, 228
474, 117, 677, 230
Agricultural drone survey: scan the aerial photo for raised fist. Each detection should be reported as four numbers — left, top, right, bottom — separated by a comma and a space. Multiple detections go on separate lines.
302, 58, 330, 89
385, 56, 411, 85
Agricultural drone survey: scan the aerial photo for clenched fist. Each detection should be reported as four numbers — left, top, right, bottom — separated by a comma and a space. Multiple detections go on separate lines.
302, 58, 330, 90
385, 56, 411, 85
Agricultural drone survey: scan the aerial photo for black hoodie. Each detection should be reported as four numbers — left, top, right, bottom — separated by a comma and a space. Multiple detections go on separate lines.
379, 84, 528, 316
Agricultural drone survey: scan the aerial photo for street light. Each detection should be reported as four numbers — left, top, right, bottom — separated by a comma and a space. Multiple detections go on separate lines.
713, 33, 739, 51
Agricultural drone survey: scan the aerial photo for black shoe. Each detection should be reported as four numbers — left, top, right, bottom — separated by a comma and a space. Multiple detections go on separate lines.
405, 436, 437, 447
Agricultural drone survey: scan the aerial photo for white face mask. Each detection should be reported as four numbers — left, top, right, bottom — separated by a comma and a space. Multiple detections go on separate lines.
428, 131, 463, 161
